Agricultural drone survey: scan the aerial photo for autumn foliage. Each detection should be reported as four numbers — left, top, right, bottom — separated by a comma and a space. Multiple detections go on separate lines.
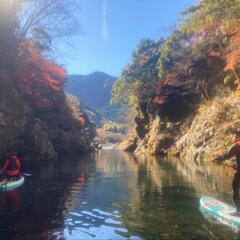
153, 72, 176, 105
224, 27, 240, 81
18, 40, 66, 109
66, 94, 85, 127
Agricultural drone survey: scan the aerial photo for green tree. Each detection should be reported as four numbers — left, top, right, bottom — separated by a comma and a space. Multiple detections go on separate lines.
111, 39, 164, 106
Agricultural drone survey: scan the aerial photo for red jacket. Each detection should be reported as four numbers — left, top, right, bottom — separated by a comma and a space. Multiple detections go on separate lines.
2, 157, 21, 176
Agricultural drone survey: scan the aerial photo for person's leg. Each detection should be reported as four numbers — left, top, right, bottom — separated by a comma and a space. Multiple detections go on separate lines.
232, 170, 240, 212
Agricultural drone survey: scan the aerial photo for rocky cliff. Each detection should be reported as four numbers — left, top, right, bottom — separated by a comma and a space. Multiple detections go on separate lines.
175, 92, 239, 165
0, 71, 96, 165
119, 101, 176, 155
120, 90, 239, 165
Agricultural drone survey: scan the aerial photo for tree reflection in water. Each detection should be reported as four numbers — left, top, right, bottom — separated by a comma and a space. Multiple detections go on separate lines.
0, 150, 239, 240
119, 153, 238, 240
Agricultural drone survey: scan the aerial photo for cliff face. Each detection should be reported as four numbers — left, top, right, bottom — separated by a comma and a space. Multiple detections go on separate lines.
175, 93, 239, 164
119, 102, 176, 155
121, 91, 239, 165
0, 72, 95, 165
0, 0, 96, 165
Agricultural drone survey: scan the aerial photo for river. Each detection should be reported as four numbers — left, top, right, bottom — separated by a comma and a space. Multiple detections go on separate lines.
0, 149, 239, 240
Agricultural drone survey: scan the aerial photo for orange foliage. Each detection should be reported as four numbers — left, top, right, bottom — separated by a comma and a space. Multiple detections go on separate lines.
208, 49, 222, 58
18, 40, 66, 108
77, 116, 85, 127
224, 28, 240, 75
163, 72, 176, 85
65, 94, 86, 127
71, 105, 78, 114
198, 19, 240, 83
226, 27, 238, 37
153, 95, 167, 105
153, 72, 177, 106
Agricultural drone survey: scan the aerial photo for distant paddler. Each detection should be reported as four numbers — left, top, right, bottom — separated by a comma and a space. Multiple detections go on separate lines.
0, 153, 21, 182
213, 130, 240, 216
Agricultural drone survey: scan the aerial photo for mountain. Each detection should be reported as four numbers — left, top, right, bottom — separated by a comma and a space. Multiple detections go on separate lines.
80, 102, 104, 128
66, 71, 116, 109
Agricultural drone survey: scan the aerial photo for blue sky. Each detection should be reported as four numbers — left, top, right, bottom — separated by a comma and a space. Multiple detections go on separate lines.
63, 0, 197, 77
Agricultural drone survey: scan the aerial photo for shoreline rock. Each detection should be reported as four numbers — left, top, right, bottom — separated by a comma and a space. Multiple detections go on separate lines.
120, 93, 239, 165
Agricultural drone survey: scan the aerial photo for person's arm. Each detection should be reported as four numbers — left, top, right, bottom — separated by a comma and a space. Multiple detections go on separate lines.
213, 145, 236, 163
0, 160, 9, 174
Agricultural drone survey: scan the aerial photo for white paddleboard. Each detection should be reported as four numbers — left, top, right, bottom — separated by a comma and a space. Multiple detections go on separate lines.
200, 196, 240, 227
0, 176, 24, 192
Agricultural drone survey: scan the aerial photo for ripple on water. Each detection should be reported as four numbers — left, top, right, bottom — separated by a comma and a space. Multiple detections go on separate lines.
60, 208, 142, 240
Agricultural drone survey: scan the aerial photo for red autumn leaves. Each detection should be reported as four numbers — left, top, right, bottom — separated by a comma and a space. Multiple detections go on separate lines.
153, 72, 176, 106
17, 40, 85, 126
18, 40, 65, 108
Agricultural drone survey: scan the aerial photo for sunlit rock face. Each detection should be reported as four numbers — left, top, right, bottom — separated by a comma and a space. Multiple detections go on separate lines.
120, 90, 240, 165
119, 104, 176, 155
175, 94, 240, 164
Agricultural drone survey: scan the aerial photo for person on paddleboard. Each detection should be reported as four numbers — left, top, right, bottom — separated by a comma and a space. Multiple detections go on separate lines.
213, 130, 240, 216
0, 153, 21, 181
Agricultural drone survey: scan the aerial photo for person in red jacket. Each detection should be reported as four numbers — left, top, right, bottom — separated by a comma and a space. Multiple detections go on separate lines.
0, 153, 21, 181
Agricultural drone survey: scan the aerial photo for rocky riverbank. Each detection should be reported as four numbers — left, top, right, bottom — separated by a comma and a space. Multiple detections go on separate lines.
120, 91, 239, 164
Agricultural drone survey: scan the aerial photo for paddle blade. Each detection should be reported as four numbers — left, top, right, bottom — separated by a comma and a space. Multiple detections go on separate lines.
21, 173, 32, 177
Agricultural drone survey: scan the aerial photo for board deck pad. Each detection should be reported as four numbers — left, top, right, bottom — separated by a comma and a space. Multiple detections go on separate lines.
200, 196, 240, 227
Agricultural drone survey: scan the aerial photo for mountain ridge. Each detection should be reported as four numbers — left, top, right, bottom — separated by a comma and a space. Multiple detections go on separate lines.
66, 71, 117, 110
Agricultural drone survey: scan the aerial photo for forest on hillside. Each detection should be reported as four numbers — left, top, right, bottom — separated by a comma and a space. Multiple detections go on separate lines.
112, 0, 240, 118
112, 0, 240, 158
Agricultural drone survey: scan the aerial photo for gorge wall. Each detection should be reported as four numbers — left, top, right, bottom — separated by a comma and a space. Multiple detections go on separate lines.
0, 71, 96, 165
120, 92, 239, 165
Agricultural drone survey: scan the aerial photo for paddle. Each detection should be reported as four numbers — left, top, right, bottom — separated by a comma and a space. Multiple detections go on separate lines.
21, 173, 32, 177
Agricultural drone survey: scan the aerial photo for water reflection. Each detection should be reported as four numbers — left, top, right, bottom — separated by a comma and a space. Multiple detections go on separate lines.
120, 154, 238, 239
55, 151, 142, 240
0, 150, 239, 240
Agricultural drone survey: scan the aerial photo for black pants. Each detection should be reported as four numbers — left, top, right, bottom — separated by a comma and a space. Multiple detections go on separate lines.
233, 169, 240, 211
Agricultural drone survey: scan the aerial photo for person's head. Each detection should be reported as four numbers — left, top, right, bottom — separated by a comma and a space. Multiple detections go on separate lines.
10, 153, 17, 159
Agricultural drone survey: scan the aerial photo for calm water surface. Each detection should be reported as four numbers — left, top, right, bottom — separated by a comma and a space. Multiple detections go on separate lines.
0, 149, 239, 240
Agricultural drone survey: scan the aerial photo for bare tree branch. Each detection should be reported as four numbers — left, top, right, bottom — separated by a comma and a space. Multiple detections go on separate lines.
17, 0, 82, 44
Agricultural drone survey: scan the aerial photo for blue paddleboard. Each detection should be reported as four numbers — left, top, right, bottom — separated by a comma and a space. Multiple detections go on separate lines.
200, 196, 240, 227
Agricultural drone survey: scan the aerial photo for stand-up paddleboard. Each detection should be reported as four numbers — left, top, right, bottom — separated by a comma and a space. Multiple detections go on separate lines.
200, 196, 240, 227
0, 176, 24, 192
